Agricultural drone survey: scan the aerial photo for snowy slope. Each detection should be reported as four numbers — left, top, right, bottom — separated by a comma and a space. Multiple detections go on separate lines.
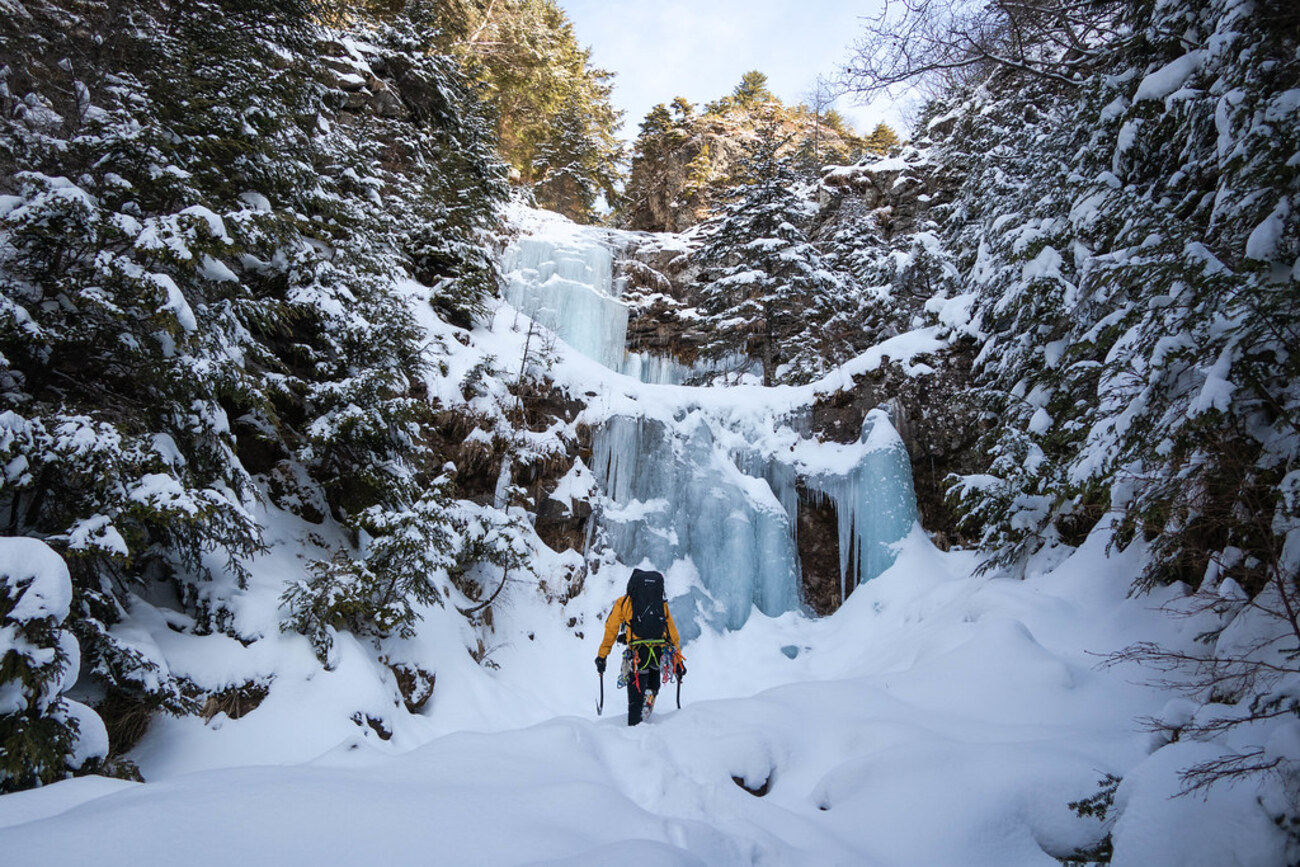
0, 529, 1283, 865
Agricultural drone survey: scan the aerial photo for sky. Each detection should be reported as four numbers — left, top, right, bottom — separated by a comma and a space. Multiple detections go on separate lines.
556, 0, 912, 142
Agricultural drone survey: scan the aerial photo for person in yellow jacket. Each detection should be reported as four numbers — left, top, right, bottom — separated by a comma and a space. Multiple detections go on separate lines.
596, 568, 685, 725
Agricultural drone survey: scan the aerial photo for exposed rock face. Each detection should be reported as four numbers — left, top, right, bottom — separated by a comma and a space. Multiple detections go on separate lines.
511, 387, 592, 554
613, 232, 708, 366
431, 408, 504, 506
819, 151, 962, 239
534, 493, 591, 555
623, 125, 750, 233
388, 664, 435, 715
320, 40, 411, 120
797, 488, 842, 616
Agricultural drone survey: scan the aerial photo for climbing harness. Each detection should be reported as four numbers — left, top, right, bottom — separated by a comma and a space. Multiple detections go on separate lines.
619, 640, 663, 692
616, 640, 683, 694
633, 638, 667, 685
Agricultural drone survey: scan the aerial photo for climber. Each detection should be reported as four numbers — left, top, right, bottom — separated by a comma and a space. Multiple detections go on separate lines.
596, 568, 686, 726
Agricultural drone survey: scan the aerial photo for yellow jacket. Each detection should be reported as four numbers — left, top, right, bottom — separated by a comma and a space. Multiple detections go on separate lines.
598, 595, 682, 660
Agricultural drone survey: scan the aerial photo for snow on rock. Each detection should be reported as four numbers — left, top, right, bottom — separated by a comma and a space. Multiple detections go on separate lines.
547, 458, 597, 515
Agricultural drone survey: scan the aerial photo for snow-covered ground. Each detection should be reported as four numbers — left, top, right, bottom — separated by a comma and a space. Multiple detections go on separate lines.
0, 210, 1288, 864
1, 528, 1280, 865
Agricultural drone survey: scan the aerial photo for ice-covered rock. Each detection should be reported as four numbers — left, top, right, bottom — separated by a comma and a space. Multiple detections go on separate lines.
501, 237, 629, 372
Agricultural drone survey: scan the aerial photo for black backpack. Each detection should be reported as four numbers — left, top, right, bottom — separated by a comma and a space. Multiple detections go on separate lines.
626, 568, 666, 641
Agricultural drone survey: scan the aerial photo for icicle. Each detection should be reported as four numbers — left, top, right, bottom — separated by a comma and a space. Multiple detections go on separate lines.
620, 351, 692, 385
492, 452, 513, 510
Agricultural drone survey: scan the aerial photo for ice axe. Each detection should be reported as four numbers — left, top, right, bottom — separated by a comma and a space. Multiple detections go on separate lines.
596, 668, 605, 716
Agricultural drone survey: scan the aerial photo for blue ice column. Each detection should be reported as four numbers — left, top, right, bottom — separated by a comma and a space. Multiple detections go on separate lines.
809, 408, 920, 599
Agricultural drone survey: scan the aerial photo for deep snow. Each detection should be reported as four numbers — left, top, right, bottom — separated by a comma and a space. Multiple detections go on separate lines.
1, 529, 1282, 865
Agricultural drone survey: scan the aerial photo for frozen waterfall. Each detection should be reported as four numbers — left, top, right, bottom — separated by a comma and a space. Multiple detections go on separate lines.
502, 215, 923, 630
590, 407, 920, 630
805, 409, 920, 600
500, 231, 701, 385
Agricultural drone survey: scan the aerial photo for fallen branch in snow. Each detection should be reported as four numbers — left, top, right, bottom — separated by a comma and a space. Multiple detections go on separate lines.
456, 566, 510, 616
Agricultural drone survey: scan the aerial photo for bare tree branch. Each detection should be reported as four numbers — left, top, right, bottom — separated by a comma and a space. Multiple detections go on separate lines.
840, 0, 1129, 98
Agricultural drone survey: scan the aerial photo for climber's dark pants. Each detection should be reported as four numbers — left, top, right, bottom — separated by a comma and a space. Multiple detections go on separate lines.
627, 651, 661, 726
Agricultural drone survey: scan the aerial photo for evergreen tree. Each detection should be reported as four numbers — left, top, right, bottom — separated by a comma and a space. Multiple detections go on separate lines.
731, 71, 776, 110
455, 0, 624, 222
863, 122, 901, 155
532, 85, 623, 222
620, 99, 698, 230
623, 74, 869, 230
922, 0, 1300, 594
707, 70, 778, 116
692, 119, 846, 386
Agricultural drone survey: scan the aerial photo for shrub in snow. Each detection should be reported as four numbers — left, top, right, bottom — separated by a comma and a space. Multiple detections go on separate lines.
0, 538, 107, 793
281, 480, 537, 664
282, 490, 462, 665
